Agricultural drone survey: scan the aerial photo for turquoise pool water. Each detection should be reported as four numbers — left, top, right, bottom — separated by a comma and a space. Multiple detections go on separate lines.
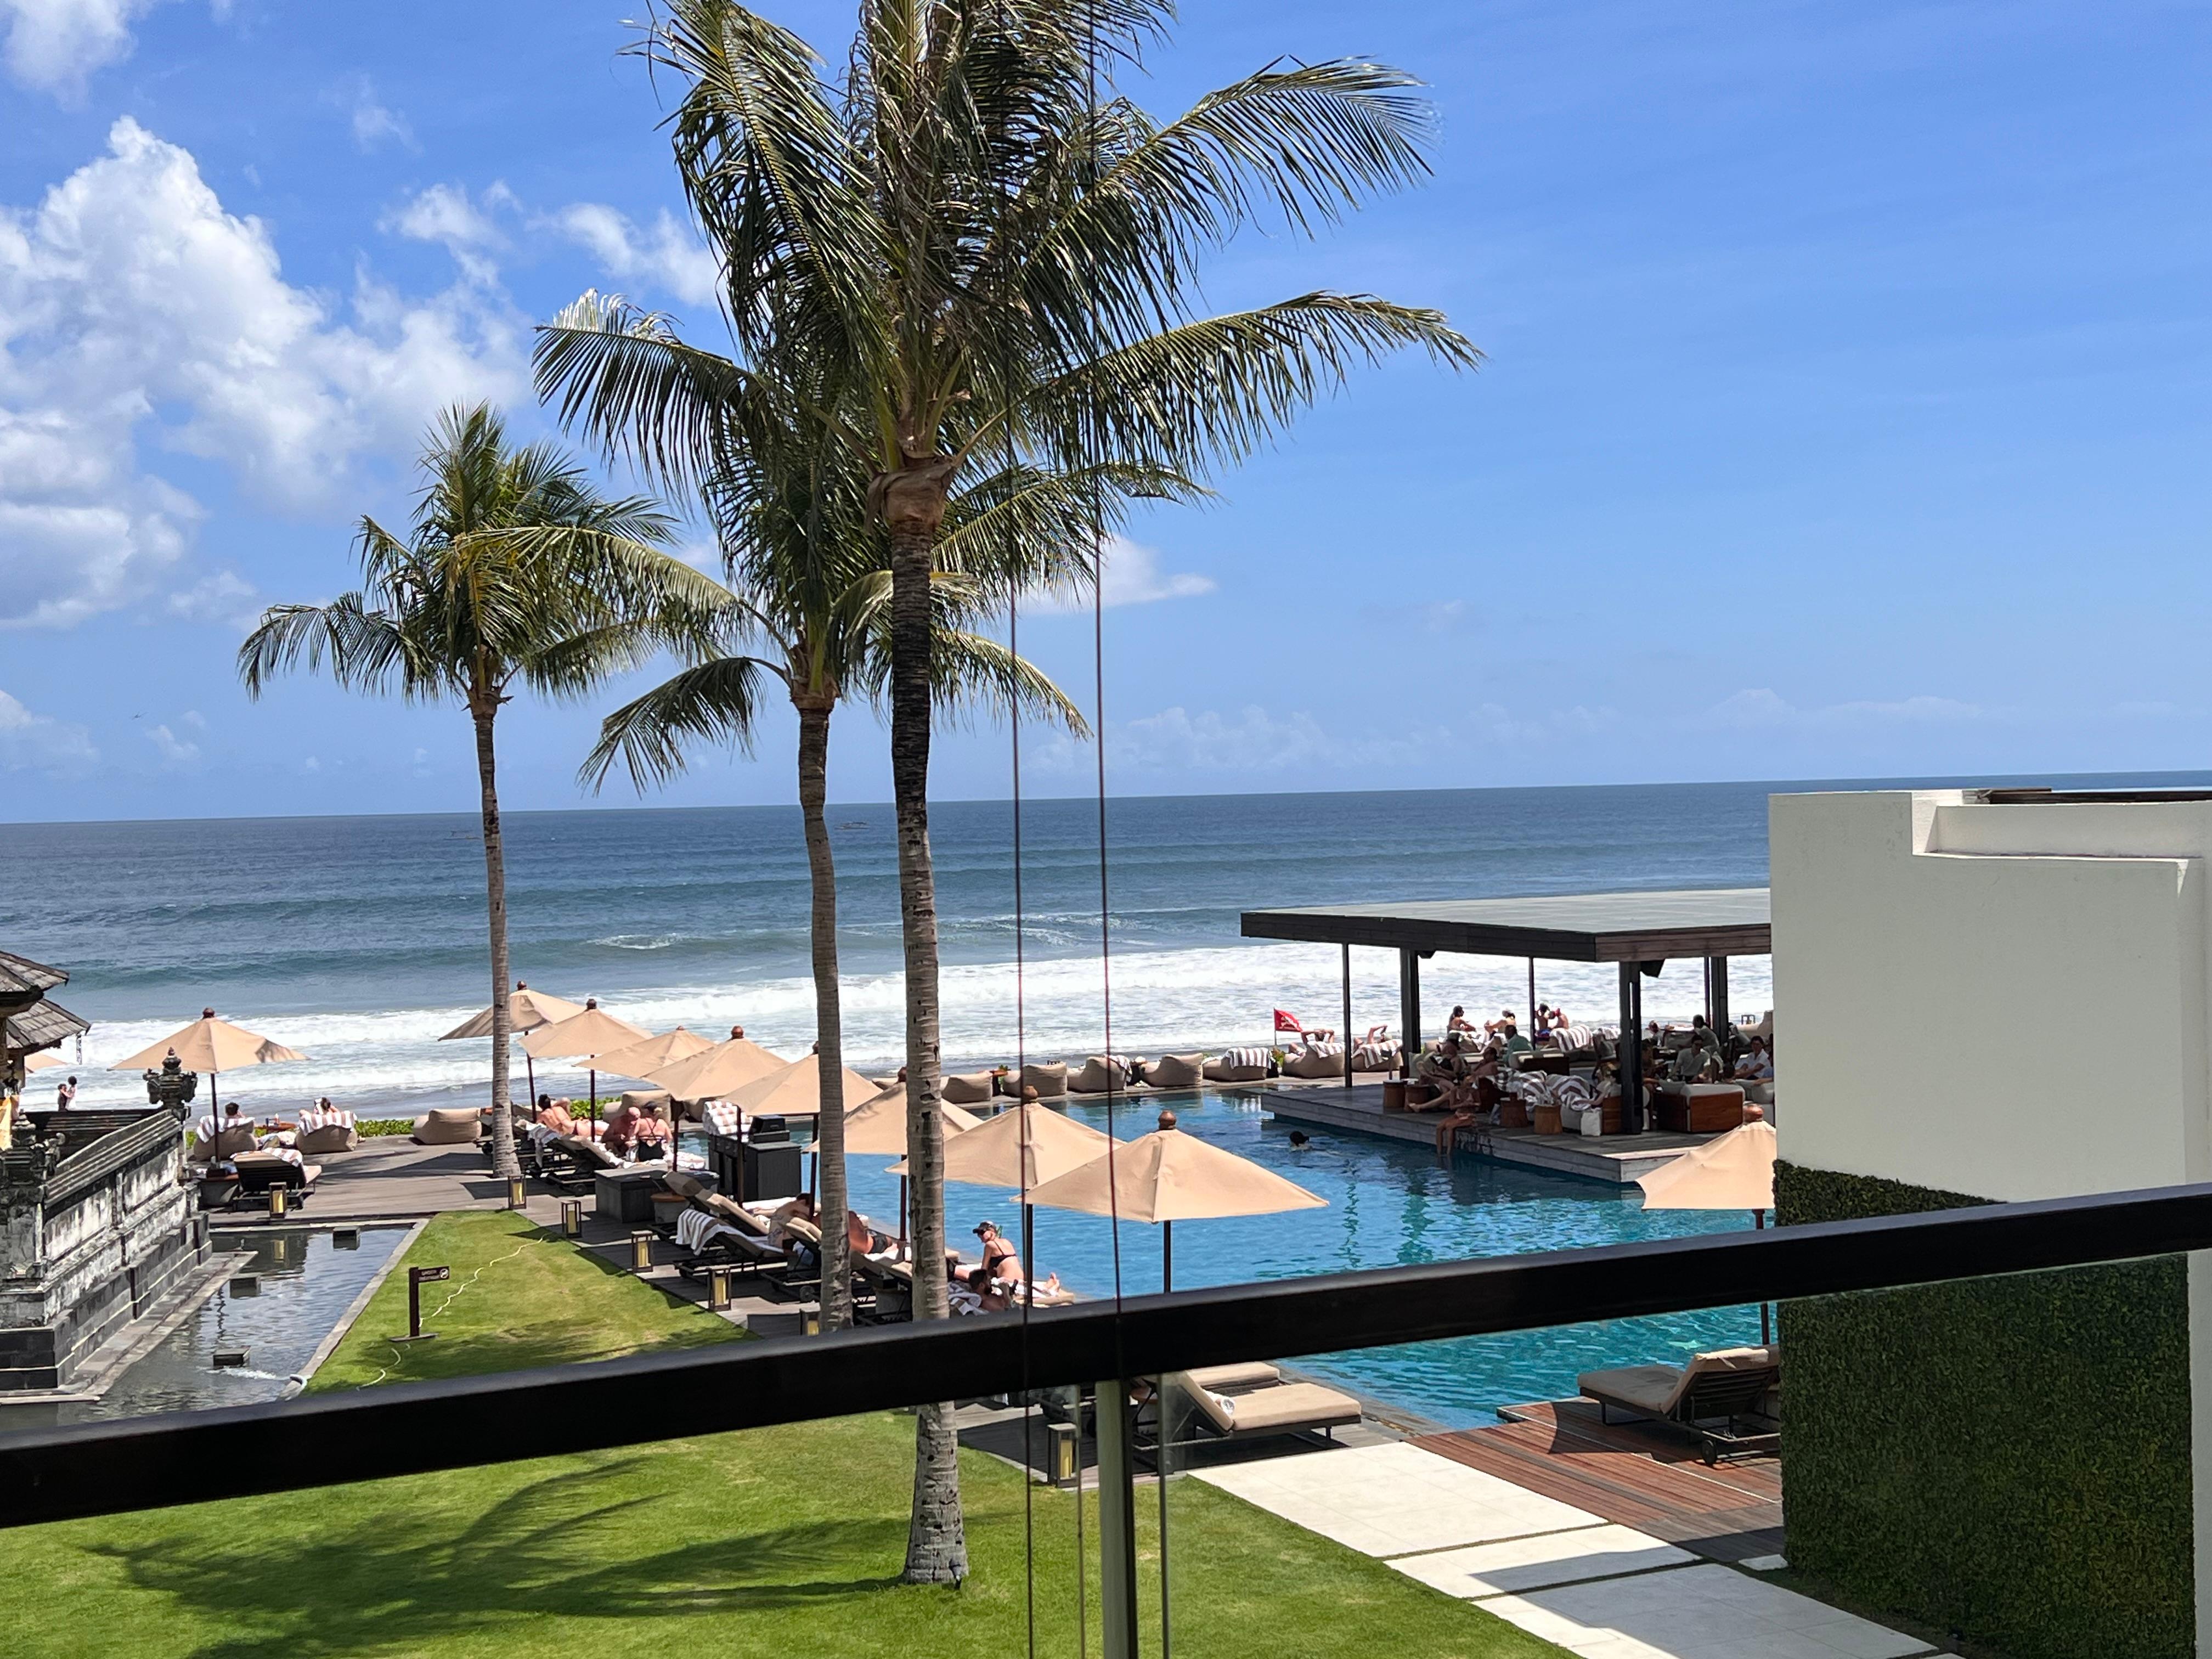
832, 1088, 1759, 1430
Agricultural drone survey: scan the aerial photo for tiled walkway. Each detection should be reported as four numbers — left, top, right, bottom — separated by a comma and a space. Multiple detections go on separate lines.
1194, 1443, 1946, 1659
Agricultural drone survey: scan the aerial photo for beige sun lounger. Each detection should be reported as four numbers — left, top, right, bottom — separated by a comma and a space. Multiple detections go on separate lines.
1171, 1373, 1360, 1442
1577, 1345, 1779, 1463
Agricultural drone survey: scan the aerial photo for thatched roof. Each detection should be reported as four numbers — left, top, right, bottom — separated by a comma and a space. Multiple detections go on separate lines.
7, 997, 89, 1054
0, 951, 67, 998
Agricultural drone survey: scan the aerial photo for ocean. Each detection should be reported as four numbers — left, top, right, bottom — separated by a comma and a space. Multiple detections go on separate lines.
8, 772, 2197, 1112
10, 772, 2192, 1423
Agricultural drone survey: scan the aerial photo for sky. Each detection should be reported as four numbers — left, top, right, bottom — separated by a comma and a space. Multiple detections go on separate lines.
1, 0, 2208, 821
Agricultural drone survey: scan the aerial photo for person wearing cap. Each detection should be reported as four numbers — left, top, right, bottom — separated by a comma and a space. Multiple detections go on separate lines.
973, 1219, 1025, 1286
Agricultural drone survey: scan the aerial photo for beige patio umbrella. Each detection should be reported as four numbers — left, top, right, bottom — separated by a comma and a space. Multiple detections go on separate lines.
520, 1000, 649, 1136
23, 1049, 61, 1074
729, 1056, 882, 1120
1637, 1118, 1778, 1342
844, 1084, 981, 1250
892, 1103, 1119, 1278
438, 981, 587, 1108
111, 1008, 308, 1127
589, 1025, 716, 1080
644, 1026, 785, 1103
1028, 1125, 1326, 1291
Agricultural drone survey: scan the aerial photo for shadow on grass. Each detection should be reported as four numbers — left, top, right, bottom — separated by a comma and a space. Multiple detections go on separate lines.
93, 1460, 910, 1659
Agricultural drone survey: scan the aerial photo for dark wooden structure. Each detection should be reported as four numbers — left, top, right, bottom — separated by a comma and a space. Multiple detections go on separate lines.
1241, 888, 1772, 1118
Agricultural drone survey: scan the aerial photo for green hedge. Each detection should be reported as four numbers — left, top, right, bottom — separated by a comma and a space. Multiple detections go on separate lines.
1776, 1160, 2192, 1659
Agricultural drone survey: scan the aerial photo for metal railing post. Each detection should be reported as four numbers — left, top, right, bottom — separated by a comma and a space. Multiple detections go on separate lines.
1096, 1381, 1139, 1659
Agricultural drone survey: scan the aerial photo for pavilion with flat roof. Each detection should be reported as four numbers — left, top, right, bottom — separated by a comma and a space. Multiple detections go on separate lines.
1240, 887, 1772, 1115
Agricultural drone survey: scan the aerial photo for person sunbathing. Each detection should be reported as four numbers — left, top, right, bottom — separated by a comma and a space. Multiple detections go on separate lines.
848, 1209, 893, 1257
601, 1102, 642, 1156
1411, 1035, 1474, 1111
973, 1220, 1026, 1286
1447, 1005, 1476, 1036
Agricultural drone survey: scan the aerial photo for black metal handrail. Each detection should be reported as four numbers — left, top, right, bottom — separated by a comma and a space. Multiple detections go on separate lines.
5, 1180, 2209, 1528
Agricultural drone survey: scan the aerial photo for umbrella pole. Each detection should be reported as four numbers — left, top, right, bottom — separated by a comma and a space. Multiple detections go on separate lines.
525, 1051, 536, 1113
1163, 1219, 1172, 1295
1022, 1202, 1035, 1307
590, 1069, 598, 1139
899, 1176, 909, 1256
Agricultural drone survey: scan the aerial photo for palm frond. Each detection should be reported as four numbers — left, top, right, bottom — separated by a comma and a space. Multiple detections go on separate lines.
580, 654, 778, 792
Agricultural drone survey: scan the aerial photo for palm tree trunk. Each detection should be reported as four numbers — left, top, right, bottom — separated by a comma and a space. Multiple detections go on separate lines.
797, 698, 852, 1332
472, 695, 520, 1182
888, 498, 966, 1584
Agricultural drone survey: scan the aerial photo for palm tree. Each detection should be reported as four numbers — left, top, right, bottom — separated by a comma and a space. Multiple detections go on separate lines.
238, 404, 720, 1178
557, 303, 1112, 1329
585, 0, 1480, 1581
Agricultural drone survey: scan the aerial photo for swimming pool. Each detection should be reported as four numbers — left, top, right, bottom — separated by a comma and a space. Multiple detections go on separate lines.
0, 1224, 410, 1429
833, 1089, 1760, 1429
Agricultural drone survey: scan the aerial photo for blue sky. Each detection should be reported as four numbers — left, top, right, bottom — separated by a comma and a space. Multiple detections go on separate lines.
1, 0, 2208, 820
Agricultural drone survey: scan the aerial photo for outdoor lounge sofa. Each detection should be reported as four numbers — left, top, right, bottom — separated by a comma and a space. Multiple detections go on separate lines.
1577, 1345, 1780, 1463
1654, 1082, 1747, 1133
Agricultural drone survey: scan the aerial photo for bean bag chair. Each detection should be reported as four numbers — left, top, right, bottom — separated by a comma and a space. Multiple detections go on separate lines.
1282, 1044, 1345, 1081
296, 1122, 359, 1155
1203, 1048, 1271, 1084
1020, 1061, 1069, 1099
1068, 1056, 1133, 1094
412, 1107, 482, 1146
1148, 1053, 1204, 1090
941, 1070, 996, 1106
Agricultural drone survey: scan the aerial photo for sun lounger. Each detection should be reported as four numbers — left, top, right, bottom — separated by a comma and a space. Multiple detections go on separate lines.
538, 1132, 623, 1193
229, 1150, 322, 1205
1020, 1061, 1068, 1099
1152, 1373, 1361, 1448
1184, 1362, 1280, 1392
1577, 1345, 1780, 1463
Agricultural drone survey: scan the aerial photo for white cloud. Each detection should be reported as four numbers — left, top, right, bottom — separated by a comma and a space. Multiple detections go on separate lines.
2, 0, 167, 98
0, 119, 526, 629
1033, 535, 1216, 613
1707, 687, 1985, 730
0, 689, 97, 774
336, 76, 414, 153
547, 204, 721, 307
166, 569, 259, 630
385, 183, 512, 284
144, 721, 200, 766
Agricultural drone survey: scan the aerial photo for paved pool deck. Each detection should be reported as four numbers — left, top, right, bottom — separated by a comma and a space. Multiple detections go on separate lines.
1196, 1441, 1946, 1659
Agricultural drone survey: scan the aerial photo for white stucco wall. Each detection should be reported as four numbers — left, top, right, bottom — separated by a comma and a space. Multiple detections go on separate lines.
1771, 787, 2212, 1652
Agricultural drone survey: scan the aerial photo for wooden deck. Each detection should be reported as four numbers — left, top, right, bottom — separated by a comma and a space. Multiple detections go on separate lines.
1260, 1084, 1714, 1184
1415, 1399, 1784, 1564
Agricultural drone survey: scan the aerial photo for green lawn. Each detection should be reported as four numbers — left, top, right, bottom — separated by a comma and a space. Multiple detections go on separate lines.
2, 1212, 1562, 1659
306, 1210, 741, 1389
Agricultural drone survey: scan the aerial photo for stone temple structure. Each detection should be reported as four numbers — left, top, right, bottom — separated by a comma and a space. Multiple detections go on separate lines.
1, 951, 203, 1391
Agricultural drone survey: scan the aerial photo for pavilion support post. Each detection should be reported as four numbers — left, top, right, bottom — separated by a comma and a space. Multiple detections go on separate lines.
1707, 956, 1730, 1037
1399, 950, 1422, 1077
1528, 958, 1537, 1028
1341, 944, 1353, 1088
1619, 963, 1644, 1133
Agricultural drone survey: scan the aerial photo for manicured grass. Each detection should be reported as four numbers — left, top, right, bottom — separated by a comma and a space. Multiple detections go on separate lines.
307, 1210, 741, 1390
4, 1211, 1561, 1659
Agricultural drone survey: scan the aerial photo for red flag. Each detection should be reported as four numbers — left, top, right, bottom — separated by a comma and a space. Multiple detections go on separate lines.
1273, 1009, 1304, 1034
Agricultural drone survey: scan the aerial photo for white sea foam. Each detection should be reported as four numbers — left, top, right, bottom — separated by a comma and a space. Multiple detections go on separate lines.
57, 943, 1770, 1111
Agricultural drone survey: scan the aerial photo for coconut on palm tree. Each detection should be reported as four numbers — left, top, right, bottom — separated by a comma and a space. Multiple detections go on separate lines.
237, 403, 720, 1178
578, 0, 1480, 1582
